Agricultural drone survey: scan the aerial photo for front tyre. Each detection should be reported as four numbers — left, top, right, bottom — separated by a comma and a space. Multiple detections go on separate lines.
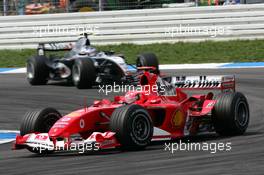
72, 57, 96, 89
212, 92, 250, 136
20, 108, 62, 154
110, 104, 153, 150
27, 56, 49, 85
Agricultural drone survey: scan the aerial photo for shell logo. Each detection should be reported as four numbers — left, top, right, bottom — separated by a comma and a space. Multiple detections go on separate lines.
171, 110, 184, 128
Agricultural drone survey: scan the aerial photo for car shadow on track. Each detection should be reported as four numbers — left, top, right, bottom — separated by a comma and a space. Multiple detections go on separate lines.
46, 81, 75, 87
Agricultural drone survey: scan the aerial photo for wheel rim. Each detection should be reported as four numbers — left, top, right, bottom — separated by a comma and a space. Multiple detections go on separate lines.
27, 62, 35, 79
235, 101, 249, 127
132, 114, 151, 141
72, 64, 81, 83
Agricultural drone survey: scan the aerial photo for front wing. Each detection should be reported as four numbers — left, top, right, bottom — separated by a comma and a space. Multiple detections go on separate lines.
14, 127, 173, 153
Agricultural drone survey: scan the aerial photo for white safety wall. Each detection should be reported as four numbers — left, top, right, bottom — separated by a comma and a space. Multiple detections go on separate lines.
0, 4, 264, 49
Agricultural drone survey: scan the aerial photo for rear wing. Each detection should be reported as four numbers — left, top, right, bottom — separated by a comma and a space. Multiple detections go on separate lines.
37, 42, 74, 56
164, 75, 235, 92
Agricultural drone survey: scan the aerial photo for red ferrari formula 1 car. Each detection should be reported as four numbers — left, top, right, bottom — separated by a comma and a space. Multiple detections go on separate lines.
14, 70, 250, 154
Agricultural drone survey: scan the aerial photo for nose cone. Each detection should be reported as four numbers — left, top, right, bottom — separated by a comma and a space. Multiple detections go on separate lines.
48, 127, 65, 137
48, 116, 78, 138
48, 110, 86, 138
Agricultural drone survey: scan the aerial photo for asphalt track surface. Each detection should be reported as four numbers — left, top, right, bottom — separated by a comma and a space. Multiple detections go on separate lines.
0, 68, 263, 175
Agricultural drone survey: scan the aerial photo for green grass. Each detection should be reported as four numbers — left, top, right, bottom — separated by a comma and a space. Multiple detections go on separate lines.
1, 39, 264, 67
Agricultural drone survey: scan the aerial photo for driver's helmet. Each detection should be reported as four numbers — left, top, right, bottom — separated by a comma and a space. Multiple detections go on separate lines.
80, 46, 97, 56
86, 47, 97, 56
156, 77, 176, 96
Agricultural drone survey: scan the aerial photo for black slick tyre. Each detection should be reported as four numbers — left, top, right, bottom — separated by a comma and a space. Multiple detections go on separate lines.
27, 56, 49, 85
212, 92, 250, 136
72, 57, 96, 89
110, 104, 153, 150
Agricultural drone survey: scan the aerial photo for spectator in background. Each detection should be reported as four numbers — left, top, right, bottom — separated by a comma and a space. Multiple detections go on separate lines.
9, 0, 16, 15
223, 0, 240, 5
17, 0, 25, 15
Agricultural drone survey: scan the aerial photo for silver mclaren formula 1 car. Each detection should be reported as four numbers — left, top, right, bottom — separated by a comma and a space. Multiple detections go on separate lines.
27, 34, 159, 89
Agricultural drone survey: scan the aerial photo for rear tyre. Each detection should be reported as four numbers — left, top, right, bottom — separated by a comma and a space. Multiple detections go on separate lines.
137, 53, 159, 74
72, 57, 96, 89
212, 92, 250, 136
27, 56, 49, 85
20, 108, 62, 154
110, 104, 153, 150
